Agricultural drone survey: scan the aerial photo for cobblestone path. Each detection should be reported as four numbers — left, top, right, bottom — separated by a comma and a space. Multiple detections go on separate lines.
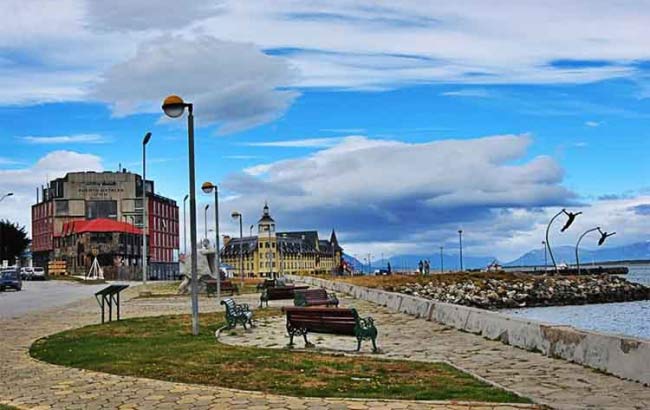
0, 289, 537, 410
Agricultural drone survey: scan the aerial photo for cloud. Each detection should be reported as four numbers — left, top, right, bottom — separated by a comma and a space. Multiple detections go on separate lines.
0, 150, 103, 230
86, 1, 224, 31
0, 157, 21, 166
585, 120, 601, 127
441, 88, 492, 98
21, 134, 107, 144
218, 134, 579, 258
92, 35, 300, 134
244, 137, 345, 148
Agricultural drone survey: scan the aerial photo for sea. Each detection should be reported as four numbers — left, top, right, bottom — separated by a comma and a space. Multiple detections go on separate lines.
503, 263, 650, 340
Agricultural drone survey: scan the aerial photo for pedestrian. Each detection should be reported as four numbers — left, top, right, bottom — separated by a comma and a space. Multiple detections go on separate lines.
418, 260, 424, 275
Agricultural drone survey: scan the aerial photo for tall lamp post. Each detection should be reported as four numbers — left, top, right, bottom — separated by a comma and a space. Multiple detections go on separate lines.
162, 95, 199, 336
458, 230, 464, 272
249, 224, 254, 237
141, 132, 152, 286
542, 241, 547, 271
0, 192, 13, 202
183, 194, 189, 255
202, 182, 220, 302
576, 227, 615, 275
231, 211, 244, 287
545, 208, 582, 274
440, 246, 444, 273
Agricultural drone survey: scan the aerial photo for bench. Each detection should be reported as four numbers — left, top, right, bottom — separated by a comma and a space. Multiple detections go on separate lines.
282, 306, 378, 352
220, 298, 253, 329
256, 279, 276, 291
294, 288, 339, 307
260, 285, 309, 307
205, 280, 238, 297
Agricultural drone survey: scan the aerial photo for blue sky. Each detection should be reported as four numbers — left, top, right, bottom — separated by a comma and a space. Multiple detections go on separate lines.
1, 1, 649, 261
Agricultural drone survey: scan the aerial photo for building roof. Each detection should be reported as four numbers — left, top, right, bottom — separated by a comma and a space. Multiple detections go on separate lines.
62, 218, 142, 236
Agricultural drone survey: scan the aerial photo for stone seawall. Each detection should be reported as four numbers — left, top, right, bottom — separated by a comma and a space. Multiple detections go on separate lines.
287, 274, 650, 385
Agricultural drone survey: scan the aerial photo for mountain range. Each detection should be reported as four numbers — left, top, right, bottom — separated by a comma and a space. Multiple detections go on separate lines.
343, 240, 650, 272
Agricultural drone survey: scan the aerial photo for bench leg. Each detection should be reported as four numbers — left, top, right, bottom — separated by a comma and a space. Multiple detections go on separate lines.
356, 337, 362, 352
371, 336, 378, 353
303, 333, 314, 348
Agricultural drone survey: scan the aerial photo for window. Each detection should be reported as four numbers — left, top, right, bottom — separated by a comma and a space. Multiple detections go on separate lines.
86, 200, 117, 220
55, 200, 69, 215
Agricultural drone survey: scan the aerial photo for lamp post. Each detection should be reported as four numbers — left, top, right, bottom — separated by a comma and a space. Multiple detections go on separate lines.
231, 211, 244, 287
545, 208, 582, 275
0, 192, 13, 203
162, 95, 199, 336
576, 227, 616, 275
249, 224, 254, 237
183, 194, 188, 255
542, 241, 547, 271
458, 229, 464, 272
203, 204, 210, 241
440, 246, 444, 273
142, 132, 151, 286
202, 182, 220, 302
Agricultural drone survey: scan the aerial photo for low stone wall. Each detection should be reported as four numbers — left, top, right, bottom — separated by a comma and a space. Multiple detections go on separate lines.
288, 275, 650, 385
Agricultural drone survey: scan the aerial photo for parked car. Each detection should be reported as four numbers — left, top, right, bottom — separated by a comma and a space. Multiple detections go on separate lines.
0, 268, 22, 291
20, 267, 34, 280
32, 267, 46, 280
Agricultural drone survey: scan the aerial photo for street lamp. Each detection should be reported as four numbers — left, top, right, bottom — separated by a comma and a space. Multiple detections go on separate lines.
0, 192, 13, 203
576, 227, 616, 274
231, 211, 244, 287
202, 181, 220, 302
203, 204, 210, 241
458, 230, 464, 272
249, 224, 254, 237
542, 240, 547, 271
545, 208, 582, 274
183, 194, 189, 255
162, 95, 199, 336
142, 132, 151, 286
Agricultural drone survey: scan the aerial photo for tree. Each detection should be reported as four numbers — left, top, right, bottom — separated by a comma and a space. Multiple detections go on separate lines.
0, 220, 31, 263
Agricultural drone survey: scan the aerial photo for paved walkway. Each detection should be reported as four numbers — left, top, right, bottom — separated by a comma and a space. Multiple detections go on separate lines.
221, 296, 650, 410
0, 289, 539, 410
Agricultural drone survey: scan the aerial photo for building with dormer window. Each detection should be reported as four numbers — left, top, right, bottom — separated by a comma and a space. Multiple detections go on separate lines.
220, 203, 343, 277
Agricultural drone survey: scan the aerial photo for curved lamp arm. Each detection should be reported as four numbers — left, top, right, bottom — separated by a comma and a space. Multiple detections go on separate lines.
575, 227, 600, 275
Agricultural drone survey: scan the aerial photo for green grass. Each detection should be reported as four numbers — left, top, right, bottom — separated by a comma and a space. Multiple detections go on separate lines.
48, 275, 107, 285
0, 404, 20, 410
30, 312, 530, 403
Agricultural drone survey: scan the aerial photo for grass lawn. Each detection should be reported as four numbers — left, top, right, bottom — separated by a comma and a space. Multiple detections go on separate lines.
30, 311, 530, 403
138, 280, 261, 298
0, 405, 20, 410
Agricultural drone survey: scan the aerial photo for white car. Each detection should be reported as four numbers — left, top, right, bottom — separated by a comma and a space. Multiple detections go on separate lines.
20, 267, 34, 280
32, 267, 46, 280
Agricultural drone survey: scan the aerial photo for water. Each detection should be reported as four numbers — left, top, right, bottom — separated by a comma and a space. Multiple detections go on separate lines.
504, 264, 650, 340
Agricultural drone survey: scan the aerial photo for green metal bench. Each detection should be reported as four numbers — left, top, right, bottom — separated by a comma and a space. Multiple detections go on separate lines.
281, 306, 378, 352
206, 279, 238, 297
220, 298, 253, 329
260, 285, 309, 307
294, 288, 339, 307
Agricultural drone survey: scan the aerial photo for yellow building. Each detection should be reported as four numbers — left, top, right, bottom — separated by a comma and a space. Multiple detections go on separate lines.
220, 203, 343, 277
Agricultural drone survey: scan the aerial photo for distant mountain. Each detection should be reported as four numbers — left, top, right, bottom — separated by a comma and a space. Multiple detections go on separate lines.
506, 241, 650, 267
344, 252, 496, 273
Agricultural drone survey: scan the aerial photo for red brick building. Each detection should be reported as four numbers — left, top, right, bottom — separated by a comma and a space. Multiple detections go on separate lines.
31, 170, 179, 279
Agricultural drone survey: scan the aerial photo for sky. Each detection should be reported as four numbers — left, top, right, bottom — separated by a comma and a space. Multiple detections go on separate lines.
0, 0, 649, 262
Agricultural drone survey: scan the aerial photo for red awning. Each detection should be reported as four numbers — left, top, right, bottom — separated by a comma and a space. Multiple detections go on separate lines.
62, 218, 142, 235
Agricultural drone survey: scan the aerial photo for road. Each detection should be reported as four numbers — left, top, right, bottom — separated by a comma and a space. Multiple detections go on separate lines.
0, 280, 112, 319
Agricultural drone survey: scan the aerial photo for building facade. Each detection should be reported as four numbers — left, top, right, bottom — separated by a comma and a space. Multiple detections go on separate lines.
220, 203, 343, 277
31, 170, 179, 279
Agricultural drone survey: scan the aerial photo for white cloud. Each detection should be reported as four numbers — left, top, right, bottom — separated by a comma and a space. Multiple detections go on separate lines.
218, 134, 581, 259
92, 35, 300, 134
585, 120, 601, 127
0, 151, 103, 231
22, 134, 107, 144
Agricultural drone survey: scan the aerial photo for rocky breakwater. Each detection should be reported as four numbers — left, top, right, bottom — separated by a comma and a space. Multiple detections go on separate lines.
395, 275, 650, 310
